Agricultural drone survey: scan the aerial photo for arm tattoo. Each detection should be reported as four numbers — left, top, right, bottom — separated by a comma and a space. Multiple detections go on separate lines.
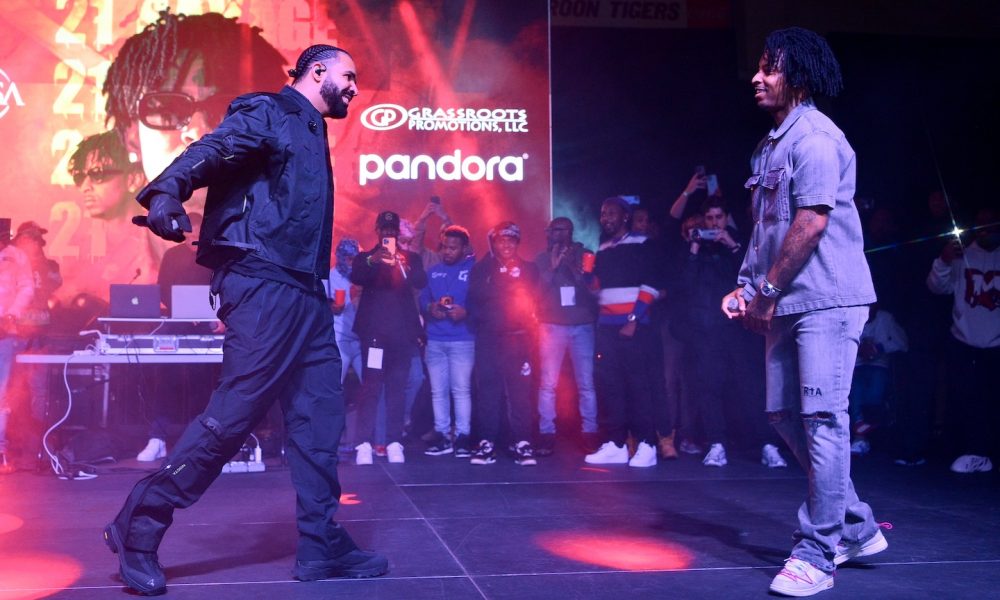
766, 207, 829, 290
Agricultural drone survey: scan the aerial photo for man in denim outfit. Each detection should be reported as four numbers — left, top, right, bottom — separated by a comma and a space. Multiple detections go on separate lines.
722, 28, 886, 597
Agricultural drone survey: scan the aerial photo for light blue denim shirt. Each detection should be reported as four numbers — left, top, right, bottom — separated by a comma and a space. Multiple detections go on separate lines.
738, 100, 876, 315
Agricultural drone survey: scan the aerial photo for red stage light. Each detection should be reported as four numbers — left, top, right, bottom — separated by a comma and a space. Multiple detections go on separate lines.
534, 531, 694, 571
0, 514, 23, 536
340, 493, 361, 505
0, 553, 82, 600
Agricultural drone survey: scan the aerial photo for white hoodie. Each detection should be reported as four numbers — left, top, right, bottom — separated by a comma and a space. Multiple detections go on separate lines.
927, 241, 1000, 349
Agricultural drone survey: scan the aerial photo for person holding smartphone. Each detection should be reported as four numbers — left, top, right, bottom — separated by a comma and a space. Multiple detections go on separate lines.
419, 226, 476, 458
350, 211, 427, 465
674, 197, 787, 470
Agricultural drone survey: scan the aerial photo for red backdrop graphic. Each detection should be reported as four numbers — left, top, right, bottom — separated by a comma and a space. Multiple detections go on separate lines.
0, 0, 551, 305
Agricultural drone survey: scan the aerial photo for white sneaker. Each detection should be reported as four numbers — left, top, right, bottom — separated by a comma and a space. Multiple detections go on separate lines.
585, 441, 628, 464
136, 438, 167, 462
834, 529, 888, 566
355, 442, 374, 465
629, 441, 657, 468
386, 441, 405, 464
703, 443, 727, 467
950, 454, 993, 473
678, 439, 702, 455
769, 557, 834, 597
850, 439, 870, 455
762, 444, 788, 468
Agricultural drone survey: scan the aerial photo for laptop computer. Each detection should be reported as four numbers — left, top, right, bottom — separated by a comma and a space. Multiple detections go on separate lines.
170, 285, 217, 320
109, 284, 162, 318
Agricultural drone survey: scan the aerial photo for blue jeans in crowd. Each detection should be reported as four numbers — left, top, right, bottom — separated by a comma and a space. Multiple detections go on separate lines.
425, 339, 474, 437
0, 337, 23, 454
848, 365, 891, 426
765, 306, 880, 573
537, 323, 598, 434
336, 335, 363, 385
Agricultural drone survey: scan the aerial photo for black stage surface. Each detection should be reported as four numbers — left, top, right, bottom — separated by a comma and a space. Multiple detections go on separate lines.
2, 441, 998, 599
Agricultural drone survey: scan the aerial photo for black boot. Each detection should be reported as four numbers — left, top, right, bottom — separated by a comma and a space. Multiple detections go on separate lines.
103, 522, 167, 595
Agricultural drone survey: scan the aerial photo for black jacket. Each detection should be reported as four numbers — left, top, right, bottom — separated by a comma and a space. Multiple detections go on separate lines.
350, 248, 427, 344
136, 86, 334, 276
467, 255, 539, 336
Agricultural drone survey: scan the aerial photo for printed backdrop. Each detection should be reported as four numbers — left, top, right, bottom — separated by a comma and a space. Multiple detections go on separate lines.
0, 0, 551, 305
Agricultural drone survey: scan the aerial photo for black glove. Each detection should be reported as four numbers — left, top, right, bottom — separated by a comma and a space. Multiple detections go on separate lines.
132, 194, 192, 242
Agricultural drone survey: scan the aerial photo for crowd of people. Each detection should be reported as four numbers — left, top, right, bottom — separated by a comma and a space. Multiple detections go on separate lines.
302, 177, 998, 478
0, 64, 995, 482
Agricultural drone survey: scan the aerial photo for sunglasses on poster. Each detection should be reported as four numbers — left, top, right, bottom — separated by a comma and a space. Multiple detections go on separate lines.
72, 167, 124, 186
137, 91, 231, 131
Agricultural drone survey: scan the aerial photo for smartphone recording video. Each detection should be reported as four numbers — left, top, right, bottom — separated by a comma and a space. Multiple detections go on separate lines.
706, 174, 719, 196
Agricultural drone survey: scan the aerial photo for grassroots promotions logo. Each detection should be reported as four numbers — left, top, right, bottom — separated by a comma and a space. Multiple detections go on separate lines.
0, 68, 26, 120
361, 104, 528, 133
360, 150, 528, 186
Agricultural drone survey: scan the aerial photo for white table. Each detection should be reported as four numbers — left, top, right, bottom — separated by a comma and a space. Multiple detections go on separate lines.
16, 351, 224, 427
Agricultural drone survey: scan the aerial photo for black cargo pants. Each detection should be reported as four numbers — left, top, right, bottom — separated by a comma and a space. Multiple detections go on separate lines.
112, 271, 357, 561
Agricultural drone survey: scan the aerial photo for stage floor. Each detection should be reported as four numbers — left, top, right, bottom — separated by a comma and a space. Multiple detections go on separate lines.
1, 440, 998, 599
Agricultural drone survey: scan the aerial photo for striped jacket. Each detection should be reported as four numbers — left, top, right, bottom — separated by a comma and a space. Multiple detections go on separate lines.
592, 232, 661, 326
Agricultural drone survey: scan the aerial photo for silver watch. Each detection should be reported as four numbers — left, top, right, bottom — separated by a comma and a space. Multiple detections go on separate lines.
759, 279, 782, 299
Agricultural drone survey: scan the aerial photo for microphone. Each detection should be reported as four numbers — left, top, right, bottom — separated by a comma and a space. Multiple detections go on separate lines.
308, 121, 318, 132
128, 268, 141, 284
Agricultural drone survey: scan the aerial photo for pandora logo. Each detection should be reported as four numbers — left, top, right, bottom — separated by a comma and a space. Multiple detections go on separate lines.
359, 150, 527, 185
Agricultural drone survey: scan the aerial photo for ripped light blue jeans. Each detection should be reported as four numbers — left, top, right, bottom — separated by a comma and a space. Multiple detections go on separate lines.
765, 305, 880, 573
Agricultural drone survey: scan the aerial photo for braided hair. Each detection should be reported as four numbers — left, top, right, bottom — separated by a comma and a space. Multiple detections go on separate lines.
103, 10, 287, 131
288, 45, 350, 82
762, 27, 843, 98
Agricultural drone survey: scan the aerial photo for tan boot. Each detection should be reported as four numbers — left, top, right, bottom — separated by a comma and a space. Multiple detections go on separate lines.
658, 430, 679, 459
626, 434, 638, 458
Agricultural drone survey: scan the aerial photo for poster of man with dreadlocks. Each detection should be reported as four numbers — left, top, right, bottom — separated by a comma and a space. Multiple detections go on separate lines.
0, 3, 552, 310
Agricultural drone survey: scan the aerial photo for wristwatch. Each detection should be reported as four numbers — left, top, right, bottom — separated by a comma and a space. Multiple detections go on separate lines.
759, 279, 783, 299
626, 313, 637, 323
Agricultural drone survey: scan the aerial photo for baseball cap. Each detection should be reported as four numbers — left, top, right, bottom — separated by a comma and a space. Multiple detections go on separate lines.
489, 221, 521, 241
375, 210, 400, 229
16, 221, 48, 238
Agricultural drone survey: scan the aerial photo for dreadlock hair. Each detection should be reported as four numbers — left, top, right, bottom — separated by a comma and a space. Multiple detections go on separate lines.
762, 27, 843, 99
68, 130, 135, 178
287, 45, 351, 82
103, 11, 287, 131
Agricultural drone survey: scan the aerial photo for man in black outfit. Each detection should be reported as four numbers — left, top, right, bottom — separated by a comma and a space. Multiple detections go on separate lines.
102, 45, 388, 595
467, 221, 541, 466
349, 210, 427, 465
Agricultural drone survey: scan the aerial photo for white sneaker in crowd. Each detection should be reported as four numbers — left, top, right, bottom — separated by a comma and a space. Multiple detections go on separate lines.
850, 439, 870, 455
769, 557, 834, 597
950, 454, 993, 473
678, 439, 702, 455
355, 442, 374, 465
703, 443, 727, 467
628, 441, 657, 468
585, 442, 628, 464
386, 442, 405, 464
136, 438, 167, 462
761, 443, 788, 468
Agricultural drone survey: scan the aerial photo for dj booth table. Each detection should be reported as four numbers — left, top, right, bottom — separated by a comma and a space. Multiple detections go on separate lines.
16, 352, 224, 428
16, 318, 224, 427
